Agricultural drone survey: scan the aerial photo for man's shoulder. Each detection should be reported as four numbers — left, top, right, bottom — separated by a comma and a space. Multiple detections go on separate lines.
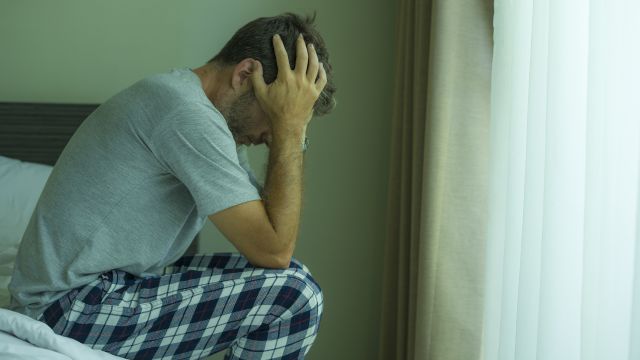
146, 69, 222, 117
150, 100, 232, 149
118, 69, 224, 130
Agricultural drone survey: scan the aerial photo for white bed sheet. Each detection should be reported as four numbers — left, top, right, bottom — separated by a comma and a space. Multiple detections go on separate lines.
0, 330, 72, 360
0, 308, 125, 360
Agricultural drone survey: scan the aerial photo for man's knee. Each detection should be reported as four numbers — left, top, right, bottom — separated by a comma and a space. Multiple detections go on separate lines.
285, 258, 323, 323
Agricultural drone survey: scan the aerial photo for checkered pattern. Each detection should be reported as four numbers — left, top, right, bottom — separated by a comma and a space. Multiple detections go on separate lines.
38, 253, 324, 360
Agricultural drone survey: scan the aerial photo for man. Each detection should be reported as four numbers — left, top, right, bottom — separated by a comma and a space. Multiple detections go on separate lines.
9, 13, 336, 360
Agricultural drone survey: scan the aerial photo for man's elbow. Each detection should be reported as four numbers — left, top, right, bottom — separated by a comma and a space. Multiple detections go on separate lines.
246, 247, 292, 270
266, 233, 294, 269
275, 253, 293, 269
268, 248, 293, 270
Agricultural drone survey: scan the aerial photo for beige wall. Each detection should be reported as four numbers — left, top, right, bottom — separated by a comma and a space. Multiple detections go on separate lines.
0, 1, 395, 358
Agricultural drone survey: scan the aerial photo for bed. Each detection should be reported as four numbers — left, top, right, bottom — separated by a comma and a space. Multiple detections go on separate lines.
0, 102, 198, 360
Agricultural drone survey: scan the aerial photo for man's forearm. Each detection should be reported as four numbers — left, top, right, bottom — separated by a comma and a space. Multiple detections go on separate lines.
262, 130, 305, 258
250, 32, 325, 263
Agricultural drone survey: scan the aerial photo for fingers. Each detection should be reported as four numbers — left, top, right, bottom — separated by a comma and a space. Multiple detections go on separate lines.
270, 32, 326, 97
250, 60, 266, 96
306, 43, 319, 82
295, 34, 309, 75
273, 33, 322, 85
315, 62, 327, 92
272, 34, 290, 74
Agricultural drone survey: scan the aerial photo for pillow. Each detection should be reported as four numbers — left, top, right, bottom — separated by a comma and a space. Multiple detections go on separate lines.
0, 156, 52, 308
0, 155, 52, 248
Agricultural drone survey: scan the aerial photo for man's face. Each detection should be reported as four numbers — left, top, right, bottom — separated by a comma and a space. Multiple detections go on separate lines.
222, 91, 271, 147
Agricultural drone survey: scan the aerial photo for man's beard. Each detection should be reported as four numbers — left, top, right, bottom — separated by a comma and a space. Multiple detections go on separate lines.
223, 92, 256, 143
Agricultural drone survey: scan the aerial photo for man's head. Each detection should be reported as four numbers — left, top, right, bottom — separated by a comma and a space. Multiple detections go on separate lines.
200, 13, 336, 146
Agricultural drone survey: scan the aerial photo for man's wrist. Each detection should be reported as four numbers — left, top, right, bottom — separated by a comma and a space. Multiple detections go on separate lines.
269, 121, 309, 152
270, 133, 306, 155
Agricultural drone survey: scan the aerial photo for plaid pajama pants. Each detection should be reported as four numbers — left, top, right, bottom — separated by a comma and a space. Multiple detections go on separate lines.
38, 253, 324, 360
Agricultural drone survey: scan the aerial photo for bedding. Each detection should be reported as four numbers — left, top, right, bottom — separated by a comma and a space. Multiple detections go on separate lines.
0, 155, 125, 359
0, 308, 123, 360
0, 155, 52, 308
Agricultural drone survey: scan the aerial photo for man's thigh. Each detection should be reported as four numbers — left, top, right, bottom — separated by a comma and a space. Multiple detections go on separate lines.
39, 253, 323, 359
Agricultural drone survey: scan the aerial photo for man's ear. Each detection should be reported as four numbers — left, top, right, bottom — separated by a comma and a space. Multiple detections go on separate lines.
231, 58, 256, 92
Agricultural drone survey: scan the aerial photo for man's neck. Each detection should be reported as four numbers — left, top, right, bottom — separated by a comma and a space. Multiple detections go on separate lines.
190, 63, 229, 107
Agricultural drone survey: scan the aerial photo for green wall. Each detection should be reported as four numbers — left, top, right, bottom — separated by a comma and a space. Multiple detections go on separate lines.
0, 1, 395, 359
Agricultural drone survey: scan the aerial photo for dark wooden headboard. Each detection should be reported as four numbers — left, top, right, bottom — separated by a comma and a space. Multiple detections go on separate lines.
0, 101, 199, 254
0, 102, 98, 166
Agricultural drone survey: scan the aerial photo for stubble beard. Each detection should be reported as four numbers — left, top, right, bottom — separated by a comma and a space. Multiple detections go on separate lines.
223, 92, 255, 143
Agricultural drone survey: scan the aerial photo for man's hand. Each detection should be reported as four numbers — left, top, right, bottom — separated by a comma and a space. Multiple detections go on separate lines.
250, 33, 327, 139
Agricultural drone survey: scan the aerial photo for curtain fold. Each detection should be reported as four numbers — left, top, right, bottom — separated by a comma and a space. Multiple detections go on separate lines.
379, 0, 493, 359
483, 0, 640, 359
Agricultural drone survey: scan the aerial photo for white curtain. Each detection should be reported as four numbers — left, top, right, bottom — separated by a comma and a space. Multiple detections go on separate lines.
483, 0, 640, 359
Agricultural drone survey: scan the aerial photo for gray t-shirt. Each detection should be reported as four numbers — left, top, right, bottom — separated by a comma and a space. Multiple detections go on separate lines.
9, 68, 262, 320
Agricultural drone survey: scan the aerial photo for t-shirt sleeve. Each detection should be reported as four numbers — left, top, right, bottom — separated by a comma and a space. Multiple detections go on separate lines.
149, 105, 261, 217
